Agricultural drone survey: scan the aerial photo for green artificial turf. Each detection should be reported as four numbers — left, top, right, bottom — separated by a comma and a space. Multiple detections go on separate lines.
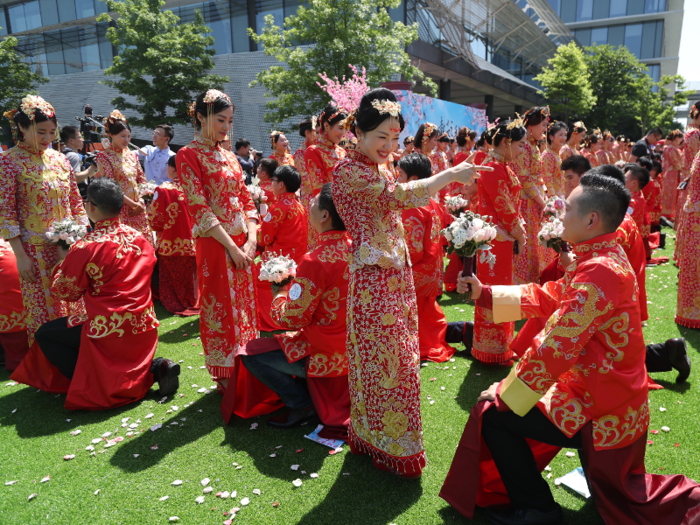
1, 226, 698, 524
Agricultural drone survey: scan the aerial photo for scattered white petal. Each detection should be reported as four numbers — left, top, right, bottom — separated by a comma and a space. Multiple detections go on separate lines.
269, 453, 276, 458
6, 382, 17, 386
253, 489, 261, 495
547, 473, 553, 479
421, 363, 429, 367
159, 396, 168, 404
250, 423, 258, 430
150, 424, 162, 432
171, 480, 183, 486
292, 479, 302, 487
565, 451, 576, 457
310, 473, 319, 478
169, 517, 179, 522
276, 445, 283, 449
66, 419, 71, 422
40, 476, 50, 483
187, 366, 192, 370
145, 413, 154, 419
70, 429, 82, 436
240, 497, 250, 506
179, 360, 184, 363
91, 438, 102, 444
544, 465, 552, 471
449, 358, 456, 362
440, 387, 445, 391
102, 432, 112, 438
231, 491, 237, 498
171, 422, 178, 426
220, 491, 230, 499
203, 487, 214, 494
209, 386, 216, 390
197, 388, 207, 393
5, 480, 18, 486
171, 406, 179, 411
160, 496, 169, 501
85, 445, 95, 452
662, 426, 671, 432
28, 493, 37, 501
235, 466, 242, 470
201, 478, 211, 487
94, 489, 100, 495
200, 366, 206, 369
121, 417, 130, 423
129, 423, 138, 429
659, 407, 667, 412
291, 465, 299, 471
64, 454, 75, 461
126, 432, 134, 437
343, 473, 350, 476
429, 400, 435, 405
133, 454, 139, 458
11, 409, 17, 414
181, 417, 186, 422
104, 441, 116, 448
195, 496, 205, 504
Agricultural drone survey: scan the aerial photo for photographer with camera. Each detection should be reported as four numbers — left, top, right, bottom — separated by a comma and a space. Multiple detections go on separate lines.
60, 126, 97, 185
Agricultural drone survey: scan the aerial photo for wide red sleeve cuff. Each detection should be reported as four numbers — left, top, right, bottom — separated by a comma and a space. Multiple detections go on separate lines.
477, 285, 493, 309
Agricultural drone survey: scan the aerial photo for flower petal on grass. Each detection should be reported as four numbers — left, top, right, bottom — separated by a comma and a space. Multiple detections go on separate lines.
94, 489, 100, 495
241, 497, 250, 506
565, 451, 576, 457
40, 476, 50, 483
85, 446, 95, 452
27, 493, 37, 501
64, 454, 75, 461
203, 487, 214, 494
169, 517, 179, 522
201, 478, 211, 487
220, 491, 230, 499
150, 424, 162, 432
159, 496, 169, 501
661, 426, 671, 432
171, 480, 183, 486
5, 480, 18, 485
102, 432, 112, 438
253, 489, 261, 495
195, 496, 205, 504
292, 479, 302, 487
296, 449, 304, 453
145, 413, 154, 419
250, 423, 258, 430
291, 465, 299, 471
659, 407, 667, 412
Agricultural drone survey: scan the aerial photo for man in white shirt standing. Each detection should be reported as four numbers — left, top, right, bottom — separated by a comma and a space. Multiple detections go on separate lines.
137, 125, 176, 186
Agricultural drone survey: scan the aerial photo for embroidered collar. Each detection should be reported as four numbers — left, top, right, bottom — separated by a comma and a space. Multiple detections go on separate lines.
347, 148, 375, 167
572, 232, 619, 258
487, 150, 506, 163
195, 134, 218, 149
320, 137, 339, 150
318, 230, 348, 243
110, 145, 126, 155
17, 141, 45, 156
94, 217, 120, 231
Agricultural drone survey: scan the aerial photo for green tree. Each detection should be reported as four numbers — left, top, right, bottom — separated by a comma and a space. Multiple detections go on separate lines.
636, 74, 693, 135
96, 0, 228, 130
0, 36, 48, 141
534, 41, 596, 123
582, 44, 648, 137
249, 0, 436, 129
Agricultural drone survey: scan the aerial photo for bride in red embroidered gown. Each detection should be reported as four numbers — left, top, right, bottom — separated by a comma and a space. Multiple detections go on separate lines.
1, 96, 88, 392
559, 121, 586, 162
294, 118, 317, 213
332, 88, 488, 477
95, 110, 152, 245
269, 131, 295, 166
177, 90, 259, 388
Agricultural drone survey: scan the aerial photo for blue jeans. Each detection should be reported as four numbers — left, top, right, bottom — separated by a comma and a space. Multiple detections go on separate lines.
240, 350, 312, 410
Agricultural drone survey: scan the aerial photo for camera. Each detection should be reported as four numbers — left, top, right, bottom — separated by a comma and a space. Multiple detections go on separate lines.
83, 152, 98, 167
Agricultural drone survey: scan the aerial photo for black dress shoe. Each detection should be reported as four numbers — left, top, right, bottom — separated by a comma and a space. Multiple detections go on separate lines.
267, 407, 317, 428
463, 321, 474, 352
482, 504, 564, 525
666, 338, 691, 384
151, 357, 181, 396
658, 232, 666, 249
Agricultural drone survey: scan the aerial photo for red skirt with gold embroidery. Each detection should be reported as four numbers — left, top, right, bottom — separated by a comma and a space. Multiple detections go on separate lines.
661, 170, 680, 219
122, 208, 154, 247
515, 198, 544, 284
195, 237, 258, 379
473, 240, 515, 364
676, 209, 700, 328
346, 265, 426, 473
159, 255, 199, 316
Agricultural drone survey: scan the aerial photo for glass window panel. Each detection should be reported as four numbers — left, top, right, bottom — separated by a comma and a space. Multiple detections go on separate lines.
63, 46, 82, 73
58, 0, 76, 23
204, 1, 231, 55
654, 20, 663, 57
577, 0, 593, 21
9, 4, 28, 33
645, 0, 665, 13
44, 31, 65, 74
627, 0, 644, 15
25, 1, 42, 29
40, 0, 59, 26
285, 0, 303, 19
648, 64, 659, 92
256, 0, 283, 35
75, 0, 95, 19
387, 1, 404, 23
575, 28, 591, 46
230, 0, 249, 53
94, 0, 107, 15
640, 21, 656, 58
608, 24, 625, 46
97, 21, 112, 68
560, 0, 576, 22
591, 27, 608, 45
0, 9, 8, 36
593, 0, 609, 19
81, 42, 100, 70
546, 0, 561, 16
624, 23, 642, 58
609, 0, 626, 16
472, 37, 486, 59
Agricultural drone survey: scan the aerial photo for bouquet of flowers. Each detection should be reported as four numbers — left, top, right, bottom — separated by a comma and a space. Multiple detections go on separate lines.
444, 195, 470, 216
441, 211, 498, 299
538, 218, 567, 252
258, 254, 297, 288
543, 196, 565, 219
246, 176, 268, 215
45, 218, 88, 248
138, 182, 158, 204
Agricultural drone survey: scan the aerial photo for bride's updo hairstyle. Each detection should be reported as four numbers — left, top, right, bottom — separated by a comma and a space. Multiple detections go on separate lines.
193, 90, 234, 131
491, 120, 526, 148
352, 88, 405, 136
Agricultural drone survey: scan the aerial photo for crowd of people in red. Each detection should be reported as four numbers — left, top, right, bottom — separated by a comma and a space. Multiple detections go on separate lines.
2, 89, 700, 524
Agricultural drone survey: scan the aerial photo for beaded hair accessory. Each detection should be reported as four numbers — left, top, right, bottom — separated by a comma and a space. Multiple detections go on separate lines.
403, 135, 415, 144
370, 99, 401, 118
107, 109, 127, 125
311, 115, 318, 129
572, 121, 587, 132
3, 109, 20, 142
270, 130, 282, 147
203, 89, 230, 104
342, 112, 356, 132
21, 95, 55, 120
423, 122, 438, 137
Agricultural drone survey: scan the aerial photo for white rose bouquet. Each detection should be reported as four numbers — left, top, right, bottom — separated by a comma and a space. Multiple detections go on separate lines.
538, 218, 567, 252
258, 254, 297, 292
441, 211, 498, 299
246, 176, 268, 215
444, 195, 470, 216
138, 182, 158, 204
45, 219, 88, 248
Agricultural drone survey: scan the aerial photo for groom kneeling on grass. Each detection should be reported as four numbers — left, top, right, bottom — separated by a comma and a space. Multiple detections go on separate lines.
440, 173, 700, 525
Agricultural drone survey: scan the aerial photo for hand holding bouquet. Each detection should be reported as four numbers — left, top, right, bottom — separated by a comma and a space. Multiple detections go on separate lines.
542, 196, 565, 219
538, 218, 567, 252
258, 253, 297, 294
45, 219, 88, 249
138, 182, 158, 204
444, 195, 470, 216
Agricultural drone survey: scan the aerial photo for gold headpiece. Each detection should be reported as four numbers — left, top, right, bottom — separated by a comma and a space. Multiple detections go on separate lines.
572, 121, 587, 132
404, 135, 415, 144
270, 130, 282, 147
423, 122, 438, 136
107, 109, 127, 124
3, 109, 20, 142
506, 115, 524, 131
342, 112, 356, 131
20, 95, 55, 120
188, 101, 196, 118
370, 99, 402, 118
203, 89, 230, 104
311, 115, 318, 129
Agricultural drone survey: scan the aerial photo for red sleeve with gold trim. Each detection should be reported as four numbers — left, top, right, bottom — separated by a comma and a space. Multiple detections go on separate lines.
479, 163, 524, 238
177, 148, 221, 236
258, 198, 289, 249
401, 207, 428, 266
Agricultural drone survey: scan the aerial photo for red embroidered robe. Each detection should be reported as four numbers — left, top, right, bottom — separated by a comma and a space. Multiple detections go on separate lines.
661, 144, 684, 219
177, 136, 259, 379
629, 190, 651, 238
148, 179, 198, 316
49, 218, 160, 410
269, 152, 295, 167
541, 147, 564, 198
642, 177, 662, 226
674, 127, 700, 263
0, 238, 28, 371
676, 151, 700, 328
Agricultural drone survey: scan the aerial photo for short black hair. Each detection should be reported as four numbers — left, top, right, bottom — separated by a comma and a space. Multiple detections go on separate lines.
167, 155, 177, 169
272, 165, 301, 193
87, 177, 123, 215
299, 118, 315, 138
587, 164, 625, 185
317, 183, 345, 231
106, 119, 130, 136
649, 127, 663, 138
577, 173, 631, 233
60, 125, 81, 144
258, 158, 278, 177
547, 121, 567, 145
650, 160, 662, 176
561, 154, 591, 176
624, 164, 650, 189
235, 138, 250, 151
636, 156, 653, 171
397, 153, 432, 180
156, 124, 174, 144
438, 134, 451, 143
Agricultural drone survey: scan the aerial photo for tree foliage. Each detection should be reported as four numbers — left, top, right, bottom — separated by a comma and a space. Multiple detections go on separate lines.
96, 0, 228, 130
0, 36, 48, 140
636, 74, 693, 134
249, 0, 436, 129
534, 42, 595, 123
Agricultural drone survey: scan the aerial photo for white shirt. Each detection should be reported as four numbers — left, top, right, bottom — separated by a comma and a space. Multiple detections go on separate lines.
138, 145, 175, 186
